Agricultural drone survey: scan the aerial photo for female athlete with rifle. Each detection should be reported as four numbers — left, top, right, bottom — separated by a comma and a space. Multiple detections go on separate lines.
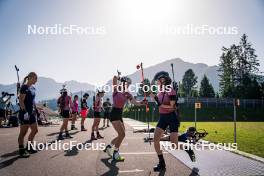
18, 72, 39, 157
104, 74, 147, 161
150, 71, 180, 171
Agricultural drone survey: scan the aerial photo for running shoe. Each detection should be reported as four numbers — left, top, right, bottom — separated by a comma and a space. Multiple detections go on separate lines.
19, 148, 30, 158
104, 144, 113, 157
91, 134, 97, 140
97, 133, 104, 139
113, 150, 125, 161
153, 162, 166, 172
71, 126, 78, 130
26, 145, 38, 154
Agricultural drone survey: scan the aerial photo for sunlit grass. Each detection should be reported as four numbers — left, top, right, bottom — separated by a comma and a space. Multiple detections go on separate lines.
150, 122, 264, 158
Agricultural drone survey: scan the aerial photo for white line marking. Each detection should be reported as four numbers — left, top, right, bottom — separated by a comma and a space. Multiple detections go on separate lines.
120, 152, 168, 155
119, 169, 144, 173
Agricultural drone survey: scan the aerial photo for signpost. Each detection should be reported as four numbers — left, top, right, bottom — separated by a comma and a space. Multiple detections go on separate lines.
234, 99, 240, 143
195, 102, 201, 128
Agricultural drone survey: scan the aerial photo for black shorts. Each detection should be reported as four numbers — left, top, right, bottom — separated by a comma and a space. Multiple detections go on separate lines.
0, 109, 6, 118
60, 110, 70, 118
104, 112, 110, 119
110, 107, 123, 122
72, 111, 78, 115
18, 110, 37, 125
94, 111, 102, 118
157, 112, 180, 132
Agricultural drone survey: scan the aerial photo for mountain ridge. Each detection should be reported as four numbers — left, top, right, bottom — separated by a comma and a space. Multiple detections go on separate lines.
0, 58, 220, 102
0, 77, 95, 102
105, 58, 219, 92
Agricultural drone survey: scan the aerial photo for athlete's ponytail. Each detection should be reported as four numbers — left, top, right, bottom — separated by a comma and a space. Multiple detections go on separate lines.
22, 76, 29, 85
22, 72, 37, 85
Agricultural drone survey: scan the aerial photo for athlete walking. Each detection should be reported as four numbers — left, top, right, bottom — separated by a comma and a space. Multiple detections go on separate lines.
18, 72, 38, 157
57, 88, 73, 140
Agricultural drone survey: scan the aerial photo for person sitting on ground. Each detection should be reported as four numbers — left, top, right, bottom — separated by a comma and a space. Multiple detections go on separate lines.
160, 127, 197, 162
142, 126, 197, 162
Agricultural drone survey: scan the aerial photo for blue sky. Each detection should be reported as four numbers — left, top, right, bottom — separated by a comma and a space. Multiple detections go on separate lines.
0, 0, 263, 85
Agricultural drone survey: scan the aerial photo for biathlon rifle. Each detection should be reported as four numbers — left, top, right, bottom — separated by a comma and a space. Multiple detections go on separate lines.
93, 93, 96, 110
14, 65, 20, 105
117, 69, 121, 77
136, 62, 151, 145
189, 129, 209, 144
170, 63, 179, 115
117, 69, 121, 85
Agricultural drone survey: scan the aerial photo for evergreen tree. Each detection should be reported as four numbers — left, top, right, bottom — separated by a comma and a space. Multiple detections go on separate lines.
215, 92, 220, 98
218, 46, 236, 98
182, 69, 197, 97
235, 34, 259, 98
191, 89, 199, 97
218, 34, 260, 99
178, 81, 185, 97
260, 82, 264, 98
199, 75, 215, 98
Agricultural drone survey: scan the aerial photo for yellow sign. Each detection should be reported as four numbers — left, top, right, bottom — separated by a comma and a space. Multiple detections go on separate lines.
195, 103, 201, 109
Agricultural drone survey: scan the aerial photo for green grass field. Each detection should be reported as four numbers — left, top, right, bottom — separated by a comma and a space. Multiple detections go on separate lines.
150, 122, 264, 158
